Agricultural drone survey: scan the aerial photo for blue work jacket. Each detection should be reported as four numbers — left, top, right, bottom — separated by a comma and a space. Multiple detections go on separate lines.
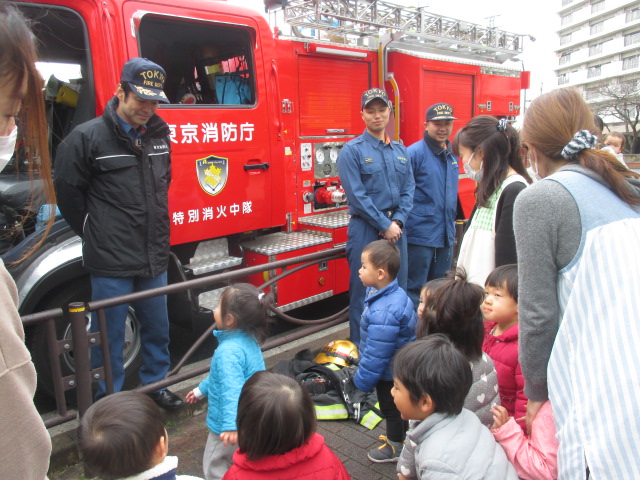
406, 133, 459, 248
338, 130, 414, 233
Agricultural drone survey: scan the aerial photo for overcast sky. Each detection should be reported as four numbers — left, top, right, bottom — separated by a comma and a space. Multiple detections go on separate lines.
236, 0, 561, 111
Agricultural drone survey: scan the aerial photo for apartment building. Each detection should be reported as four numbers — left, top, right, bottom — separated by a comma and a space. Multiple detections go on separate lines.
555, 0, 640, 134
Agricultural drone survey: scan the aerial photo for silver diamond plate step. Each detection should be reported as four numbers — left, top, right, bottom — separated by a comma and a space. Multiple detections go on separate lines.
198, 287, 228, 312
241, 231, 331, 256
298, 211, 350, 229
199, 287, 334, 314
277, 290, 334, 312
185, 238, 242, 275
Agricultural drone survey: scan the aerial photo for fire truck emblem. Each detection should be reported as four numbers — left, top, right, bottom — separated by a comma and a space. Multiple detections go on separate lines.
196, 156, 228, 196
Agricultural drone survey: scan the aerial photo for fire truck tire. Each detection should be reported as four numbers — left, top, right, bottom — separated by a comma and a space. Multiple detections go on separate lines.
31, 281, 143, 403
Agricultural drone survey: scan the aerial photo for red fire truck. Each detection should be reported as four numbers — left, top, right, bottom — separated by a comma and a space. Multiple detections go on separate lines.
6, 0, 528, 392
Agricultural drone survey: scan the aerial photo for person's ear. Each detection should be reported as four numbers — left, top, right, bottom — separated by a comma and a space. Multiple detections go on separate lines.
224, 313, 237, 329
152, 429, 169, 464
377, 268, 386, 280
419, 394, 436, 416
116, 84, 125, 102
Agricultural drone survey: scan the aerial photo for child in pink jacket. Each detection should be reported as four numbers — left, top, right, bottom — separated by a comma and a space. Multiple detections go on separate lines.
490, 401, 558, 480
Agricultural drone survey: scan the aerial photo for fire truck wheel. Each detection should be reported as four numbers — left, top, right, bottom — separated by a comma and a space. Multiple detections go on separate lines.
31, 280, 143, 403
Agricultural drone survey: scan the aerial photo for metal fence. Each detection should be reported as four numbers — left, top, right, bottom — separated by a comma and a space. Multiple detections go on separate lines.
22, 246, 347, 428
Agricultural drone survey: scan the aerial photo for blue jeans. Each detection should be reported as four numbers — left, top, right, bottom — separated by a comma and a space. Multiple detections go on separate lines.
346, 217, 408, 348
90, 272, 170, 398
406, 244, 452, 308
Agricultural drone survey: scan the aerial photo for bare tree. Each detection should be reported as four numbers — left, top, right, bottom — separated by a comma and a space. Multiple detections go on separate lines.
593, 80, 640, 154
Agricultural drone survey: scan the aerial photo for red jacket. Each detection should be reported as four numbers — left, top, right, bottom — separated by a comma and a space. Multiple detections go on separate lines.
482, 322, 527, 431
222, 433, 351, 480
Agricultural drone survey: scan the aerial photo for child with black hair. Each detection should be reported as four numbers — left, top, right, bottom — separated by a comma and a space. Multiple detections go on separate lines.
481, 264, 527, 431
393, 336, 517, 480
353, 239, 417, 463
414, 278, 447, 338
185, 283, 270, 480
417, 268, 499, 427
78, 391, 203, 480
222, 371, 350, 479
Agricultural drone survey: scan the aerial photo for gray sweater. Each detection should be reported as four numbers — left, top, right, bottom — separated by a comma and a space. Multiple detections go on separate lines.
466, 352, 500, 427
513, 163, 640, 401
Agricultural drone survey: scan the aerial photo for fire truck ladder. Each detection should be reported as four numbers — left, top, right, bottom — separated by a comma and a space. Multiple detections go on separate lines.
282, 0, 524, 63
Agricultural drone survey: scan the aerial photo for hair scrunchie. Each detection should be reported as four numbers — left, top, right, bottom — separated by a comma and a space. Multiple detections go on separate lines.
561, 130, 597, 159
497, 118, 508, 133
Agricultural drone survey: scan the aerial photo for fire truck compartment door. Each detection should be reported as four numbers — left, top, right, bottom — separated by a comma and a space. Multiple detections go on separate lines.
297, 55, 372, 137
422, 70, 474, 131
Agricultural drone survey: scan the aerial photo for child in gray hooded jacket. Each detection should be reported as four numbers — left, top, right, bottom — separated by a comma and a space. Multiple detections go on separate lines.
393, 336, 516, 480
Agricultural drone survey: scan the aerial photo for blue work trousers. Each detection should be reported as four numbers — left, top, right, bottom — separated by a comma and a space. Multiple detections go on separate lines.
346, 217, 408, 348
90, 272, 170, 398
406, 244, 453, 308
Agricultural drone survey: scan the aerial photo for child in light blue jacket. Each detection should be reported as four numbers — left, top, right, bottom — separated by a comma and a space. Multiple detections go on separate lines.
186, 284, 269, 480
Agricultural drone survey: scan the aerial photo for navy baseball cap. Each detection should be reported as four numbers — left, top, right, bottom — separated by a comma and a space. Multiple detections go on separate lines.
426, 103, 457, 121
120, 57, 169, 104
361, 88, 390, 109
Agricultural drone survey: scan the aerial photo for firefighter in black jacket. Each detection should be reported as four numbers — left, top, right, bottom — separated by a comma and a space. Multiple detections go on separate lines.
54, 58, 182, 409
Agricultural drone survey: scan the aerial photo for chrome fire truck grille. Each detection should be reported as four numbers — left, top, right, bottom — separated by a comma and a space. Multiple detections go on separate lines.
298, 211, 350, 229
241, 231, 331, 255
185, 238, 243, 275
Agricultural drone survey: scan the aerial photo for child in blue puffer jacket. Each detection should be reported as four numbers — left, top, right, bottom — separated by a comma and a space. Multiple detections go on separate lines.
353, 239, 417, 464
185, 284, 270, 480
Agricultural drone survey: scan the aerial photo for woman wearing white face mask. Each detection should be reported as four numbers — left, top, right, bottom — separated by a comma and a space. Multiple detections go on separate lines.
0, 4, 56, 479
514, 88, 640, 479
453, 116, 531, 286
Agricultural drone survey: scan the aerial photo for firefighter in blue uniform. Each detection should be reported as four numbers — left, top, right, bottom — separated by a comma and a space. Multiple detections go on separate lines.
337, 89, 414, 347
405, 103, 459, 307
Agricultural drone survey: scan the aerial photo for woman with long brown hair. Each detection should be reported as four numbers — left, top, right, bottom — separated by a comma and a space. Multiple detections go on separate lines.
0, 3, 56, 478
514, 87, 640, 478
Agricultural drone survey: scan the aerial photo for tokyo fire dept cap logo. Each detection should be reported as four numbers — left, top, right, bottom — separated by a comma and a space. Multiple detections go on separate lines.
120, 57, 170, 104
361, 88, 390, 109
197, 155, 228, 196
426, 103, 457, 121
